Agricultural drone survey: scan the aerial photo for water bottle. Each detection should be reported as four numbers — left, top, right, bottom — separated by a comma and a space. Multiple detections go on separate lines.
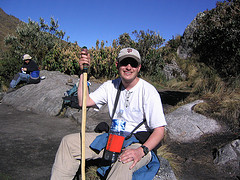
103, 110, 126, 163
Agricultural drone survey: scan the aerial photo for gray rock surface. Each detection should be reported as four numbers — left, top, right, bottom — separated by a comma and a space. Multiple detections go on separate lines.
163, 60, 186, 81
64, 104, 111, 132
165, 100, 223, 143
177, 12, 205, 59
0, 103, 79, 180
154, 156, 177, 180
213, 139, 240, 178
2, 70, 79, 116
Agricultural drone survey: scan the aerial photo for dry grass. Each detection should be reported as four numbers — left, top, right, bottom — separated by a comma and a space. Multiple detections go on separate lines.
157, 144, 184, 178
85, 165, 100, 180
194, 90, 240, 130
166, 55, 240, 132
166, 79, 191, 91
1, 83, 8, 92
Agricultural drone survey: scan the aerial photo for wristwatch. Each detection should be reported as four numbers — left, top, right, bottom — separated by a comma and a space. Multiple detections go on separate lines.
141, 145, 149, 156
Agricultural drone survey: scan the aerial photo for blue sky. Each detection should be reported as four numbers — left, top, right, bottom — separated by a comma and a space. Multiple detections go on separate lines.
1, 0, 219, 48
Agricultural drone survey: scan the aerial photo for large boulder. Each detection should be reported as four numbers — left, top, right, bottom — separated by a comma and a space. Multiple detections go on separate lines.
64, 104, 111, 132
165, 100, 223, 143
2, 70, 79, 116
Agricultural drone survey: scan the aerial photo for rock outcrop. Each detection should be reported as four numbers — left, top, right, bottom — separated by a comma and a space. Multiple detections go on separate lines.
163, 60, 186, 81
177, 12, 205, 59
2, 70, 79, 116
165, 100, 223, 143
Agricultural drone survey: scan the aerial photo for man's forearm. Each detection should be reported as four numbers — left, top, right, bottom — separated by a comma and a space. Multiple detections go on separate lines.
77, 73, 96, 107
143, 126, 165, 151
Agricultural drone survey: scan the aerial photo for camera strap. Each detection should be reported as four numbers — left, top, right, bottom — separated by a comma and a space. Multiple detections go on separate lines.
111, 81, 122, 119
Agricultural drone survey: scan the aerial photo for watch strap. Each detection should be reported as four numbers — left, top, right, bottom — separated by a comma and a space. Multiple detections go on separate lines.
141, 145, 149, 156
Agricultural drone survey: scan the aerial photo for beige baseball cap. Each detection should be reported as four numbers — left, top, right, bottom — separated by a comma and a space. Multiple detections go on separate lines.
117, 48, 141, 64
23, 54, 32, 61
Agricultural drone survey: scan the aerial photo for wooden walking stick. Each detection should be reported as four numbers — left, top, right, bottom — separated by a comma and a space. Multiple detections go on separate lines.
81, 46, 88, 180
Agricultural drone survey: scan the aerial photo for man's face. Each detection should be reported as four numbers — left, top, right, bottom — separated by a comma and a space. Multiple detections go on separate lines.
24, 60, 30, 64
117, 58, 141, 83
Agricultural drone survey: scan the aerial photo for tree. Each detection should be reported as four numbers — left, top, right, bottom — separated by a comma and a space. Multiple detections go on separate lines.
118, 33, 135, 48
1, 17, 73, 86
4, 17, 66, 67
192, 0, 240, 79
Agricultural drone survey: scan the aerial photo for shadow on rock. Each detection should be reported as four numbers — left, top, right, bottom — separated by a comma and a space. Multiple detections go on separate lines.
159, 90, 190, 106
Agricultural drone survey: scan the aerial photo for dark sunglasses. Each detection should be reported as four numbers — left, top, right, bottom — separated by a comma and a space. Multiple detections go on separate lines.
119, 58, 139, 68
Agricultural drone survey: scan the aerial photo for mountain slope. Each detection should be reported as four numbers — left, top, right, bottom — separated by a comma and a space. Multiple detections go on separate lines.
0, 8, 22, 52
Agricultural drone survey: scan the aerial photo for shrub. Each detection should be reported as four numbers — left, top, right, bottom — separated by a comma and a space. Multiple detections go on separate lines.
43, 42, 81, 75
89, 43, 120, 79
192, 0, 240, 80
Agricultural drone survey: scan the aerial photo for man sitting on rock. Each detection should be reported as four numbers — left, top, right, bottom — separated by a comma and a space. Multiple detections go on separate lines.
51, 48, 167, 180
9, 54, 40, 91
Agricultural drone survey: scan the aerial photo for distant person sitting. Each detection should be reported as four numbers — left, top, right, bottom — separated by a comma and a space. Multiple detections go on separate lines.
9, 54, 40, 89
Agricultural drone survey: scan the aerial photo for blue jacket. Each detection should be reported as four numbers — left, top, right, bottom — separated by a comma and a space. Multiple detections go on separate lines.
90, 133, 160, 180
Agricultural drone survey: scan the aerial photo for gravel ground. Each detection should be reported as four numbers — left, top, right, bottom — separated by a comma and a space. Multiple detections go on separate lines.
0, 103, 79, 180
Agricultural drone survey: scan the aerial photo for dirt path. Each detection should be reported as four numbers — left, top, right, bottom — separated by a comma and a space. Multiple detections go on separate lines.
166, 132, 239, 180
0, 103, 79, 180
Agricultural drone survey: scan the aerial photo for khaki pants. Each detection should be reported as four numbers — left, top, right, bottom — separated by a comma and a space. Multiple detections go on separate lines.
51, 133, 151, 180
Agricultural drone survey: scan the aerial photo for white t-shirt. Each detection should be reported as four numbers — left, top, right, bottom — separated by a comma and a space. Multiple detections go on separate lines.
89, 78, 167, 133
